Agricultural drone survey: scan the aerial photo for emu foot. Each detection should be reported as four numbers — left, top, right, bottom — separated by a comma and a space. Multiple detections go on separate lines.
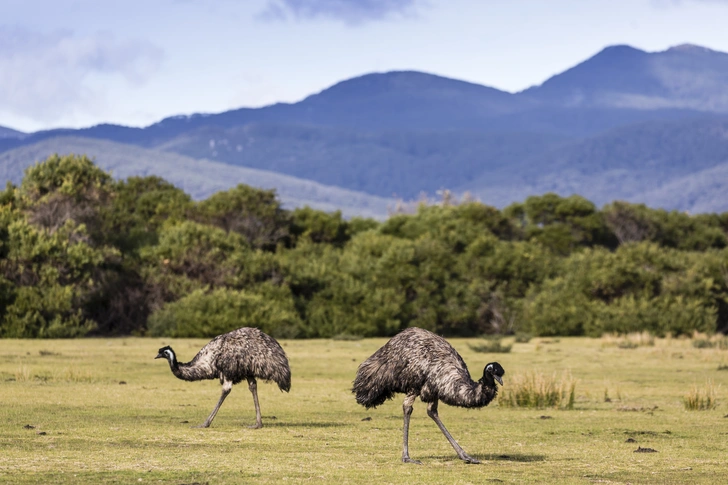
459, 454, 480, 464
248, 422, 263, 429
402, 457, 423, 465
192, 423, 211, 429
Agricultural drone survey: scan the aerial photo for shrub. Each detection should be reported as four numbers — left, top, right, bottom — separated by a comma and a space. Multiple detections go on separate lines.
195, 184, 290, 250
588, 295, 715, 337
523, 278, 594, 336
147, 287, 302, 339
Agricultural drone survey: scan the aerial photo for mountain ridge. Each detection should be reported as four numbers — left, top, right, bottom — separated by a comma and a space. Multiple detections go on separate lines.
521, 43, 728, 112
1, 42, 728, 214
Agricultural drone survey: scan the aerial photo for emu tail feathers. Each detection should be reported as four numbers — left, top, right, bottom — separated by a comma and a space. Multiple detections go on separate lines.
352, 361, 395, 409
276, 366, 291, 393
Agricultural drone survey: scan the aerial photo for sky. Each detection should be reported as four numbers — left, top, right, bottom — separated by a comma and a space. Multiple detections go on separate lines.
2, 0, 728, 133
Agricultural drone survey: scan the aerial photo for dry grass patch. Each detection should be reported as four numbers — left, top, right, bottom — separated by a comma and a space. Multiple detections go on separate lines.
692, 333, 728, 350
468, 339, 512, 354
498, 371, 576, 409
684, 380, 718, 410
601, 331, 655, 349
9, 365, 97, 383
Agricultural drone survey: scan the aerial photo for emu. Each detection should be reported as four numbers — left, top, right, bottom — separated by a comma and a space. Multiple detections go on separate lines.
353, 327, 504, 464
155, 327, 290, 429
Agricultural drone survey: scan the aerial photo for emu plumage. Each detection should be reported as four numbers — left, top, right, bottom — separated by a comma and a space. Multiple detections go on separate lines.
353, 327, 504, 464
155, 327, 290, 428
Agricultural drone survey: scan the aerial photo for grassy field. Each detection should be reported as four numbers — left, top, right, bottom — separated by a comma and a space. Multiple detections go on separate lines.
1, 335, 728, 484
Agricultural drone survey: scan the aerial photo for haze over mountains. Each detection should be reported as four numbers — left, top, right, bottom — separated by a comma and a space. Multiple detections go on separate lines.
2, 43, 728, 216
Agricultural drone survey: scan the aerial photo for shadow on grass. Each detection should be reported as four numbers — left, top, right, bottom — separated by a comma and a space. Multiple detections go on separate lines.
425, 453, 546, 462
263, 421, 347, 428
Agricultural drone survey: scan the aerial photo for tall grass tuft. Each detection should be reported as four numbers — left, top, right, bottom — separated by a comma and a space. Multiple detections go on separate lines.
52, 367, 97, 383
683, 381, 718, 410
11, 366, 96, 383
13, 365, 32, 382
332, 333, 363, 341
691, 333, 728, 350
499, 372, 576, 409
468, 339, 512, 354
514, 333, 532, 343
601, 332, 655, 349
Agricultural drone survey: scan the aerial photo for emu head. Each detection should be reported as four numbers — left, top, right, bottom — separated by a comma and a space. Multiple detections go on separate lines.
484, 362, 505, 386
155, 346, 176, 363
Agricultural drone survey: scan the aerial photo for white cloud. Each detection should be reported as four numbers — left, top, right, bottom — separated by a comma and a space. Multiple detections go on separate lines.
651, 0, 728, 6
0, 27, 163, 126
260, 0, 427, 25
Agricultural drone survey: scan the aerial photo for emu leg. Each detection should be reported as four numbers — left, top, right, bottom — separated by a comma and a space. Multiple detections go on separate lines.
247, 377, 263, 429
195, 379, 232, 428
402, 393, 422, 464
426, 400, 480, 464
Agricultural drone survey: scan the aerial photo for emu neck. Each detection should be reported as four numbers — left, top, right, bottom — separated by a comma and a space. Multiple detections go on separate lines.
439, 374, 498, 409
477, 376, 499, 405
166, 357, 182, 378
168, 358, 215, 381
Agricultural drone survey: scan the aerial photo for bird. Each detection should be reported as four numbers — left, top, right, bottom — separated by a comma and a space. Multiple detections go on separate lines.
352, 327, 504, 464
155, 327, 291, 429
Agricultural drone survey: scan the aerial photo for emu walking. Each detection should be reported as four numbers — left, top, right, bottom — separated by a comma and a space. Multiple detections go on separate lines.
155, 327, 290, 429
353, 327, 504, 464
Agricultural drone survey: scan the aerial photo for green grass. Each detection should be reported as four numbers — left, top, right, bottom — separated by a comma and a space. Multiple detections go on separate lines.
2, 336, 728, 483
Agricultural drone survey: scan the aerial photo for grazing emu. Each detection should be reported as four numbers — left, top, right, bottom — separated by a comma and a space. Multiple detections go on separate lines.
155, 327, 290, 429
353, 327, 504, 464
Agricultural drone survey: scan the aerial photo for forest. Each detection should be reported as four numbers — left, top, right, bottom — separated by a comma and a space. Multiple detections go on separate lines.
1, 154, 727, 339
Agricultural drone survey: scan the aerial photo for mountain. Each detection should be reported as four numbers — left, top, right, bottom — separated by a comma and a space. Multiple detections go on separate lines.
639, 161, 728, 214
0, 137, 393, 218
521, 44, 728, 112
459, 115, 728, 212
2, 43, 728, 215
0, 65, 711, 157
154, 122, 565, 198
0, 126, 25, 139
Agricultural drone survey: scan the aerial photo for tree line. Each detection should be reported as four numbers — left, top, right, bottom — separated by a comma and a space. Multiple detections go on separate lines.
1, 154, 727, 339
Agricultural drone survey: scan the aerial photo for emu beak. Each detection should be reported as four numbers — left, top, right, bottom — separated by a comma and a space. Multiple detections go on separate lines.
155, 353, 164, 359
494, 375, 503, 386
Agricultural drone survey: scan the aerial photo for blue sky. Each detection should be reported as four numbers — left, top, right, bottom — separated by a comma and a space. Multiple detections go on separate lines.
2, 0, 728, 132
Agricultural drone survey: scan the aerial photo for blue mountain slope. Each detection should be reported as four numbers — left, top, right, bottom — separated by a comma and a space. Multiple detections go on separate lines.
0, 125, 26, 140
459, 115, 728, 212
521, 44, 728, 112
0, 137, 394, 218
1, 43, 728, 214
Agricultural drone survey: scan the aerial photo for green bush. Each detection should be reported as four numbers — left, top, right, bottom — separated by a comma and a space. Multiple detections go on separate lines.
588, 295, 715, 337
4, 155, 728, 339
523, 277, 595, 336
147, 287, 302, 339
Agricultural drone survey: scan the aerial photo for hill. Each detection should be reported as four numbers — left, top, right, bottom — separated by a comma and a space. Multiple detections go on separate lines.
153, 122, 565, 198
1, 43, 728, 214
459, 115, 728, 212
521, 44, 728, 112
0, 137, 393, 218
0, 126, 25, 139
